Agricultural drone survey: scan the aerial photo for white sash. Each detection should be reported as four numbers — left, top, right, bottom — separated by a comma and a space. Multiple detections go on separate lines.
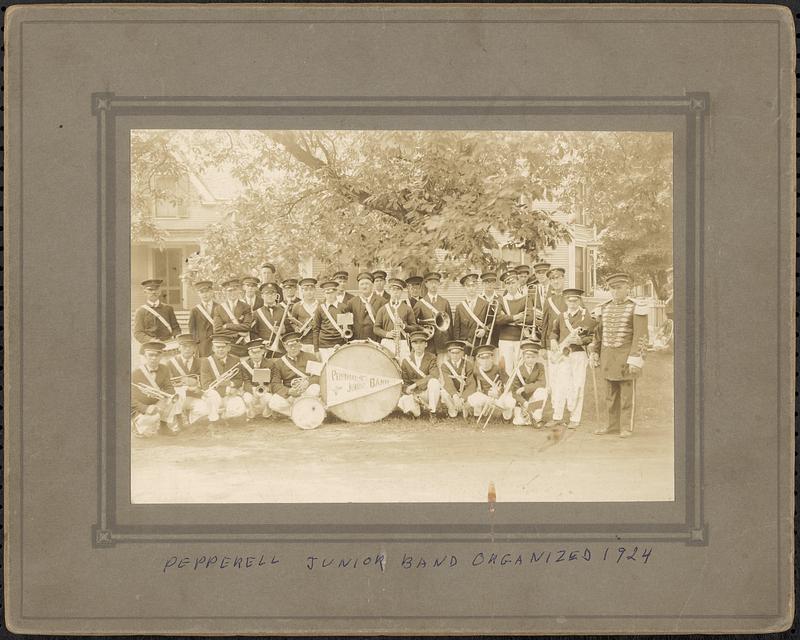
195, 303, 212, 325
420, 297, 440, 319
281, 355, 307, 379
169, 357, 188, 377
385, 302, 403, 327
239, 359, 254, 375
322, 304, 347, 338
404, 355, 427, 378
516, 366, 530, 386
139, 365, 159, 388
140, 304, 173, 332
362, 296, 376, 324
461, 300, 486, 329
221, 301, 241, 323
563, 308, 584, 334
477, 366, 499, 391
208, 356, 222, 381
548, 296, 562, 315
444, 360, 466, 392
256, 307, 278, 335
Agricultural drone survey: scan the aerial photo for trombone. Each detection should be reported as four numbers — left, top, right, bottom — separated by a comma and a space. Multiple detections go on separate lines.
419, 311, 451, 339
468, 298, 499, 356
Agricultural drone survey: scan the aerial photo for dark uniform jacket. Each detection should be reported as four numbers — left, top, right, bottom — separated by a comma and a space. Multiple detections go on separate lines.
451, 297, 510, 346
400, 352, 440, 391
441, 357, 477, 397
373, 300, 420, 340
313, 301, 348, 349
166, 354, 203, 398
239, 356, 273, 393
213, 300, 253, 356
375, 290, 391, 302
509, 362, 545, 400
588, 298, 649, 381
252, 304, 288, 353
131, 364, 175, 415
473, 364, 508, 394
269, 352, 321, 398
541, 292, 568, 345
133, 302, 181, 345
413, 294, 453, 354
495, 293, 528, 342
242, 293, 264, 314
188, 302, 218, 357
335, 291, 354, 306
342, 293, 386, 341
289, 301, 318, 348
200, 354, 243, 394
550, 307, 597, 353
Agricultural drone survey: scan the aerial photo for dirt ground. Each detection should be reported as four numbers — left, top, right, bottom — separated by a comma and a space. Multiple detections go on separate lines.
131, 351, 674, 503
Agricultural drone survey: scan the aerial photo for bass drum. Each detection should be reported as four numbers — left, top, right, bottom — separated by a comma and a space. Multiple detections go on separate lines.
320, 342, 403, 423
290, 397, 326, 430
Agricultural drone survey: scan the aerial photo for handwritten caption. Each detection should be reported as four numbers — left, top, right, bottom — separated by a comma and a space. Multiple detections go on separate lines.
162, 546, 652, 573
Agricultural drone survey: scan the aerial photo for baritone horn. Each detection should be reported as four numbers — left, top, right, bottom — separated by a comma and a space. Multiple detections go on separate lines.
420, 311, 451, 338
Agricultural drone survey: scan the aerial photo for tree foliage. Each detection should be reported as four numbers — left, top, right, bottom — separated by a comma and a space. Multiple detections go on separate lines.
132, 129, 672, 294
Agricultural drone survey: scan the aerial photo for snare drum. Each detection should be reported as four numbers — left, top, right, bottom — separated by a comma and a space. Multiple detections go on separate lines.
290, 397, 326, 430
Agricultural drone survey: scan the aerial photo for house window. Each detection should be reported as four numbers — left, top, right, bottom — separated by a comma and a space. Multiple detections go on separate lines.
152, 174, 190, 218
574, 246, 585, 291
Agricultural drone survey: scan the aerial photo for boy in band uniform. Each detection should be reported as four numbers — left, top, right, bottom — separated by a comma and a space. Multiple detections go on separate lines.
252, 282, 287, 354
133, 279, 182, 346
547, 288, 597, 429
587, 273, 648, 438
282, 278, 301, 306
405, 275, 424, 309
496, 270, 528, 375
165, 334, 206, 424
200, 334, 249, 424
439, 340, 476, 418
212, 279, 253, 358
268, 332, 322, 417
541, 266, 568, 346
451, 273, 510, 352
342, 271, 386, 341
412, 272, 453, 365
333, 271, 354, 305
241, 276, 263, 313
131, 341, 179, 437
509, 340, 548, 427
188, 280, 218, 357
397, 331, 442, 417
290, 277, 318, 354
467, 344, 515, 421
313, 280, 348, 362
372, 270, 391, 302
239, 339, 275, 419
373, 278, 420, 360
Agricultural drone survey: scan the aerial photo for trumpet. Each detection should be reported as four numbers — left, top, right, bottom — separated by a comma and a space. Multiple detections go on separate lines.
419, 311, 451, 338
131, 381, 176, 402
206, 364, 240, 392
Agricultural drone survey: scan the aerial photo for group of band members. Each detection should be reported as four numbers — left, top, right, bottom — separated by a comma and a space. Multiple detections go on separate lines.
132, 263, 648, 438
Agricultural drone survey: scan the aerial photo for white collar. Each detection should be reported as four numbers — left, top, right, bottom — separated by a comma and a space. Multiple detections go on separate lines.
148, 300, 160, 308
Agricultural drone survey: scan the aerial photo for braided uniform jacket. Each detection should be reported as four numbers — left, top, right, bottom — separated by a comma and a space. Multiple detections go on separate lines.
588, 298, 649, 381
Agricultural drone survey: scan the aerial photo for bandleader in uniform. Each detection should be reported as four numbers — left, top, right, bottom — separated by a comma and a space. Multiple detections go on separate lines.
133, 279, 181, 346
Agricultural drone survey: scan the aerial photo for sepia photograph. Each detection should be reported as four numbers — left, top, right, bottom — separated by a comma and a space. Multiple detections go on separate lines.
130, 129, 675, 504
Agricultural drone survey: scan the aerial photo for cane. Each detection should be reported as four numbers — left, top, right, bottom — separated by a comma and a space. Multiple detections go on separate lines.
589, 357, 601, 426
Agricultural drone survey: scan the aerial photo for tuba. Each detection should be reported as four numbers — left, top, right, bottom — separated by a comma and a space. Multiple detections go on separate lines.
419, 311, 451, 339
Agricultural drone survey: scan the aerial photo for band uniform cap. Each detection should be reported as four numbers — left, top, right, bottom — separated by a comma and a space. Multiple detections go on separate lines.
520, 340, 542, 353
525, 274, 540, 286
387, 278, 406, 290
446, 340, 467, 352
605, 272, 632, 287
221, 278, 242, 289
546, 266, 566, 278
459, 273, 479, 286
405, 276, 424, 286
259, 282, 280, 295
260, 262, 276, 272
193, 280, 214, 291
356, 271, 374, 283
480, 272, 498, 282
332, 270, 349, 280
499, 270, 517, 283
371, 270, 388, 280
211, 334, 233, 345
532, 261, 551, 273
241, 276, 260, 286
140, 341, 166, 354
140, 279, 163, 289
562, 288, 584, 299
281, 331, 302, 345
515, 264, 532, 275
281, 278, 299, 287
423, 272, 441, 282
409, 331, 429, 343
246, 339, 267, 350
473, 344, 496, 358
320, 280, 339, 291
298, 277, 318, 287
177, 333, 199, 344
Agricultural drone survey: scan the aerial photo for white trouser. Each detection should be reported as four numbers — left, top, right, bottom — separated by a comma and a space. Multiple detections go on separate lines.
398, 379, 441, 416
174, 388, 212, 425
246, 390, 274, 418
468, 390, 515, 420
550, 351, 588, 422
203, 389, 252, 422
380, 338, 411, 361
513, 387, 548, 425
440, 388, 471, 417
268, 384, 321, 416
498, 339, 521, 376
132, 398, 179, 436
